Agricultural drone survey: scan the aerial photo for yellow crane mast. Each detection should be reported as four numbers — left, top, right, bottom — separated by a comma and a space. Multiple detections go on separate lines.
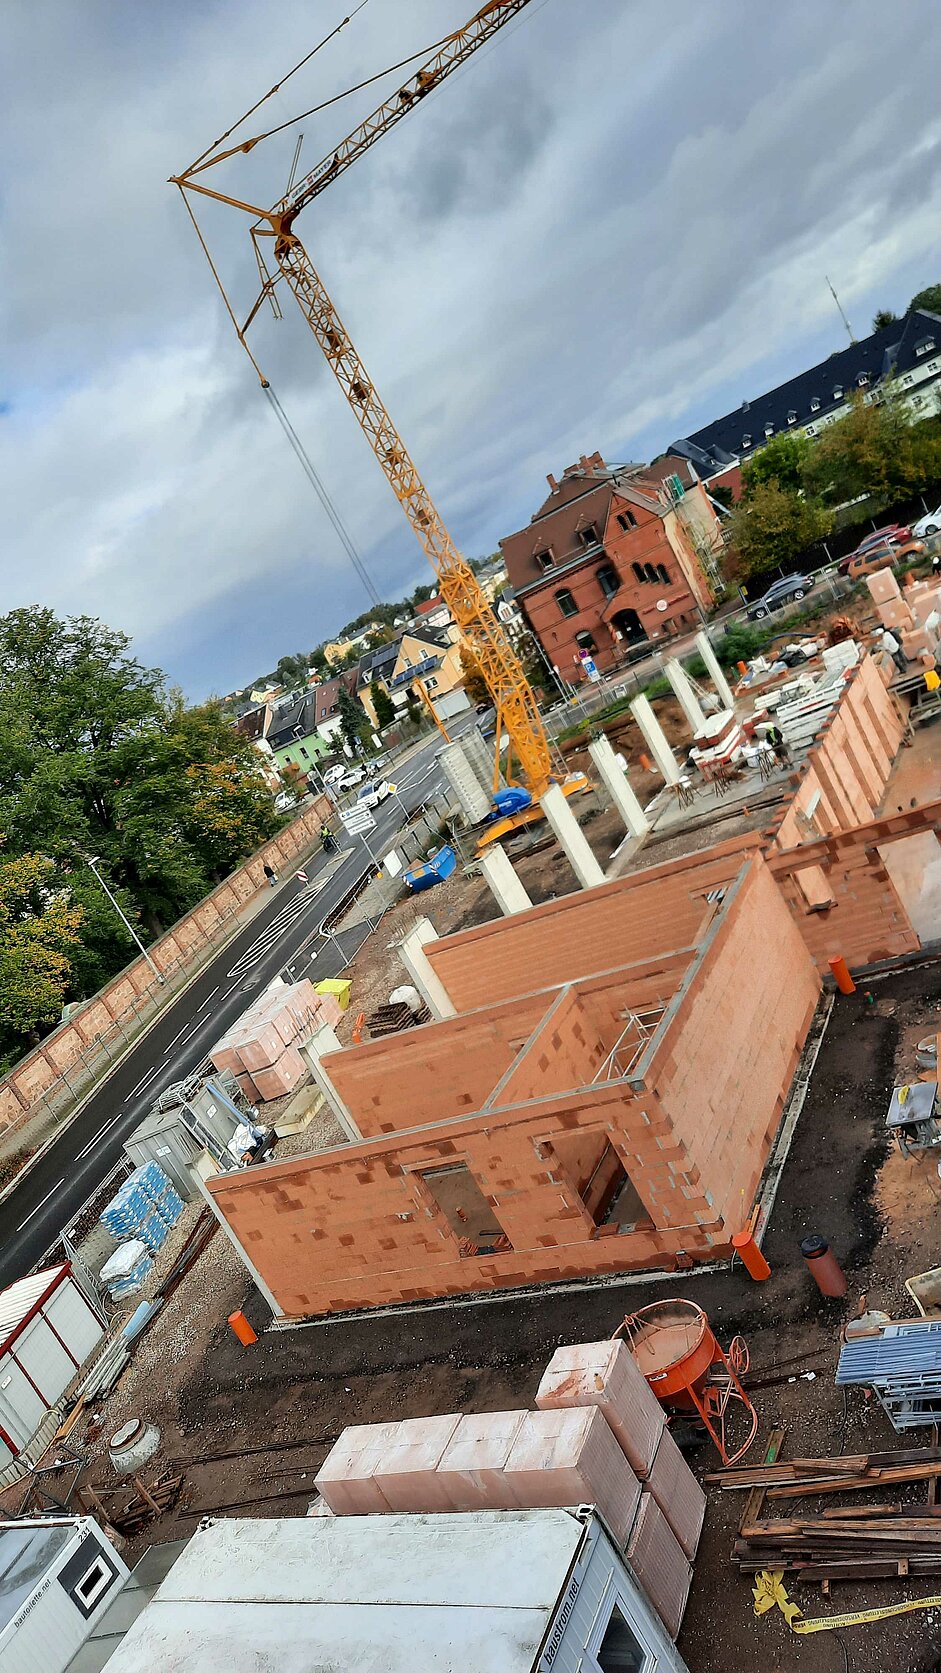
171, 0, 554, 800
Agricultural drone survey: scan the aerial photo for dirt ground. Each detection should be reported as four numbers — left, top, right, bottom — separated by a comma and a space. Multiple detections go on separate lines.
16, 955, 935, 1673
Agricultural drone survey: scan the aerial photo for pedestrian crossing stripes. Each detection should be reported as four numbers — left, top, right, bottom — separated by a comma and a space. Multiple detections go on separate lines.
225, 859, 343, 981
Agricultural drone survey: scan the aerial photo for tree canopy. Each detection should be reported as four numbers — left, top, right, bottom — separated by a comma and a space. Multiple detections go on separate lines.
370, 680, 396, 729
910, 283, 941, 317
0, 607, 282, 1066
802, 392, 941, 506
729, 482, 832, 579
740, 431, 812, 497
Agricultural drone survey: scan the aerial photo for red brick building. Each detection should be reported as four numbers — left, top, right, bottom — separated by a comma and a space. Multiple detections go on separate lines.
500, 453, 721, 681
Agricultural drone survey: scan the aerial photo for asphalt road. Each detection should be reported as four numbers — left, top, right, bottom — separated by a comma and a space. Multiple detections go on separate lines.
0, 728, 459, 1288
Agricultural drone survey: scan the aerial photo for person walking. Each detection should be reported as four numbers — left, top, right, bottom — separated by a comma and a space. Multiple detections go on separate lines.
263, 862, 278, 888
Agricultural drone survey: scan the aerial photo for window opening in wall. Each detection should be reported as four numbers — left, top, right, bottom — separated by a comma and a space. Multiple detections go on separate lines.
419, 1163, 510, 1256
656, 563, 670, 584
596, 563, 619, 600
74, 1558, 113, 1612
575, 629, 597, 652
810, 396, 821, 412
594, 1604, 648, 1672
616, 509, 637, 531
643, 563, 658, 583
534, 549, 553, 569
631, 562, 645, 583
741, 433, 752, 448
833, 384, 843, 399
579, 523, 600, 548
550, 1133, 653, 1234
556, 588, 578, 618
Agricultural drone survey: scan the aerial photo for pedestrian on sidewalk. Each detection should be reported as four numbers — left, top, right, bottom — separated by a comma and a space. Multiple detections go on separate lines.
263, 863, 278, 888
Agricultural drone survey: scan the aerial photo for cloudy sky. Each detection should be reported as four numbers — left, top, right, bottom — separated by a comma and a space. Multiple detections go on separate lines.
3, 1, 940, 697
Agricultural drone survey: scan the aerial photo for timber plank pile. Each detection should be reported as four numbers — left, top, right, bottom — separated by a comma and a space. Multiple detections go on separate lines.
708, 1445, 941, 1581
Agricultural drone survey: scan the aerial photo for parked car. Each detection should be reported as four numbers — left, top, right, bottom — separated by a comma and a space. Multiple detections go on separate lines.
274, 790, 295, 812
323, 763, 347, 785
913, 505, 941, 539
338, 766, 367, 791
838, 526, 912, 574
845, 538, 925, 581
357, 779, 392, 809
745, 574, 814, 620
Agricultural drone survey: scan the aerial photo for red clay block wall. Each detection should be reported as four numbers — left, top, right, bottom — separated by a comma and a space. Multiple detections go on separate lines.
642, 856, 820, 1239
426, 839, 761, 1011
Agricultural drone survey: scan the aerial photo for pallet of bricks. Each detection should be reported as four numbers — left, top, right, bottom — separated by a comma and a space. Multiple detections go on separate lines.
709, 1438, 941, 1581
312, 1338, 706, 1643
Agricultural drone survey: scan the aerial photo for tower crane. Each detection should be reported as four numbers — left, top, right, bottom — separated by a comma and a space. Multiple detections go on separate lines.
171, 0, 570, 817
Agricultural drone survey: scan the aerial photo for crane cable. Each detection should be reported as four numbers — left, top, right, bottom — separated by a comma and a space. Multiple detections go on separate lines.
187, 2, 372, 174
262, 384, 382, 608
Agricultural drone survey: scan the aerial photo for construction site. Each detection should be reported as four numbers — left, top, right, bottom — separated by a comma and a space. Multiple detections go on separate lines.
3, 6, 941, 1673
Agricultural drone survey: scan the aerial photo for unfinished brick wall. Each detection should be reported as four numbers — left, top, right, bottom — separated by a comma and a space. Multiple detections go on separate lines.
425, 838, 761, 1010
768, 803, 941, 970
770, 655, 905, 851
638, 856, 820, 1238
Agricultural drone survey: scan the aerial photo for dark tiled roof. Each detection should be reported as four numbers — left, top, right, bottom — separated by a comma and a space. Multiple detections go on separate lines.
670, 309, 941, 472
267, 693, 319, 750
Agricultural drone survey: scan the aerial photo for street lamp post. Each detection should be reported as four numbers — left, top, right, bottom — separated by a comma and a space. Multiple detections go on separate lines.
85, 855, 165, 985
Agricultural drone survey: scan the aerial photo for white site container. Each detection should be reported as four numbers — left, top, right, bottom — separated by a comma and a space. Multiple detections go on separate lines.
0, 1265, 105, 1466
98, 1508, 691, 1673
0, 1516, 129, 1673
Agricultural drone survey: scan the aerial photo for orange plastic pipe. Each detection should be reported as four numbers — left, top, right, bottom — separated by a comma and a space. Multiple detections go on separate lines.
639, 752, 653, 772
828, 955, 856, 995
731, 1229, 771, 1281
737, 660, 748, 675
228, 1310, 257, 1347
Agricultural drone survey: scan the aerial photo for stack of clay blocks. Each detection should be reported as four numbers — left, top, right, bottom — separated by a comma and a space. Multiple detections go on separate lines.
868, 569, 941, 666
625, 1490, 693, 1641
210, 978, 342, 1104
535, 1339, 664, 1478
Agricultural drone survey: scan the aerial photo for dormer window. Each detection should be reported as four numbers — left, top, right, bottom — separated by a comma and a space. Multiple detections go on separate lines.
764, 423, 774, 438
833, 384, 843, 400
534, 548, 553, 570
810, 396, 821, 412
915, 337, 936, 357
787, 410, 797, 425
856, 372, 869, 387
578, 523, 600, 549
741, 434, 752, 449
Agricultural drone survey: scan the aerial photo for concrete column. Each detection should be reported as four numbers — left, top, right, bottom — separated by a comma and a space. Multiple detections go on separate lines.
588, 735, 650, 839
298, 1021, 362, 1142
694, 629, 735, 710
630, 693, 681, 786
438, 742, 491, 823
480, 844, 532, 916
539, 782, 605, 889
397, 917, 457, 1020
664, 658, 708, 736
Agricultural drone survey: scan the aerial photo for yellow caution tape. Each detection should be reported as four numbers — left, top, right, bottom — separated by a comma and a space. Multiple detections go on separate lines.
793, 1593, 941, 1635
753, 1571, 802, 1627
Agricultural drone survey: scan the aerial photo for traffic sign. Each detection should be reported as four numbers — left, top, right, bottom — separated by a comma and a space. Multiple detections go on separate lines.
340, 805, 377, 836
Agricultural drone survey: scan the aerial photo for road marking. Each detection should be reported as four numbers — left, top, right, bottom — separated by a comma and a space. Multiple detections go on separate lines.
196, 985, 220, 1013
129, 1064, 158, 1095
16, 1179, 65, 1231
75, 1116, 119, 1160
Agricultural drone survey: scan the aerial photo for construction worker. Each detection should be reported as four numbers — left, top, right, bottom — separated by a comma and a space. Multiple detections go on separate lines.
879, 628, 908, 674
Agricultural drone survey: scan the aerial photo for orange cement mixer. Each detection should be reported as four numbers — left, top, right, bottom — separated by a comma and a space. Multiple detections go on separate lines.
614, 1299, 758, 1466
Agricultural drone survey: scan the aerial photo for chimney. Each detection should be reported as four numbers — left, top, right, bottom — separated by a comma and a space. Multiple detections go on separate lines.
546, 472, 558, 491
579, 455, 592, 474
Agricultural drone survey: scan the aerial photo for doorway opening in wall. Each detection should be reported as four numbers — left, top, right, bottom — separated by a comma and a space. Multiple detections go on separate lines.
610, 608, 647, 645
550, 1133, 653, 1234
418, 1163, 512, 1256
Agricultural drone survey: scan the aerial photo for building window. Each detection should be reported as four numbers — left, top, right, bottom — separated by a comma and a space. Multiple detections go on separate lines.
550, 1133, 652, 1234
596, 563, 619, 600
857, 372, 869, 387
656, 563, 670, 585
419, 1163, 510, 1257
764, 422, 774, 438
578, 523, 600, 549
833, 384, 843, 400
902, 374, 914, 386
810, 396, 821, 412
616, 509, 637, 531
300, 746, 309, 759
787, 410, 797, 424
915, 338, 936, 357
741, 433, 752, 449
643, 563, 658, 583
806, 424, 817, 436
575, 629, 596, 652
593, 1604, 648, 1673
534, 548, 553, 569
555, 588, 578, 618
631, 562, 645, 583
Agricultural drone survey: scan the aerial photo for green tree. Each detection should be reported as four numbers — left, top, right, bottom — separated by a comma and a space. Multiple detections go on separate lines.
872, 308, 899, 331
802, 391, 941, 506
337, 685, 366, 752
728, 483, 832, 579
370, 680, 396, 729
0, 853, 84, 1062
741, 431, 812, 497
910, 284, 941, 316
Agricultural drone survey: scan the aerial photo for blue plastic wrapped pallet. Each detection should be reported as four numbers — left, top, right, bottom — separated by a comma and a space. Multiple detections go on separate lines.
136, 1210, 169, 1254
100, 1161, 172, 1240
100, 1239, 153, 1299
156, 1184, 184, 1228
